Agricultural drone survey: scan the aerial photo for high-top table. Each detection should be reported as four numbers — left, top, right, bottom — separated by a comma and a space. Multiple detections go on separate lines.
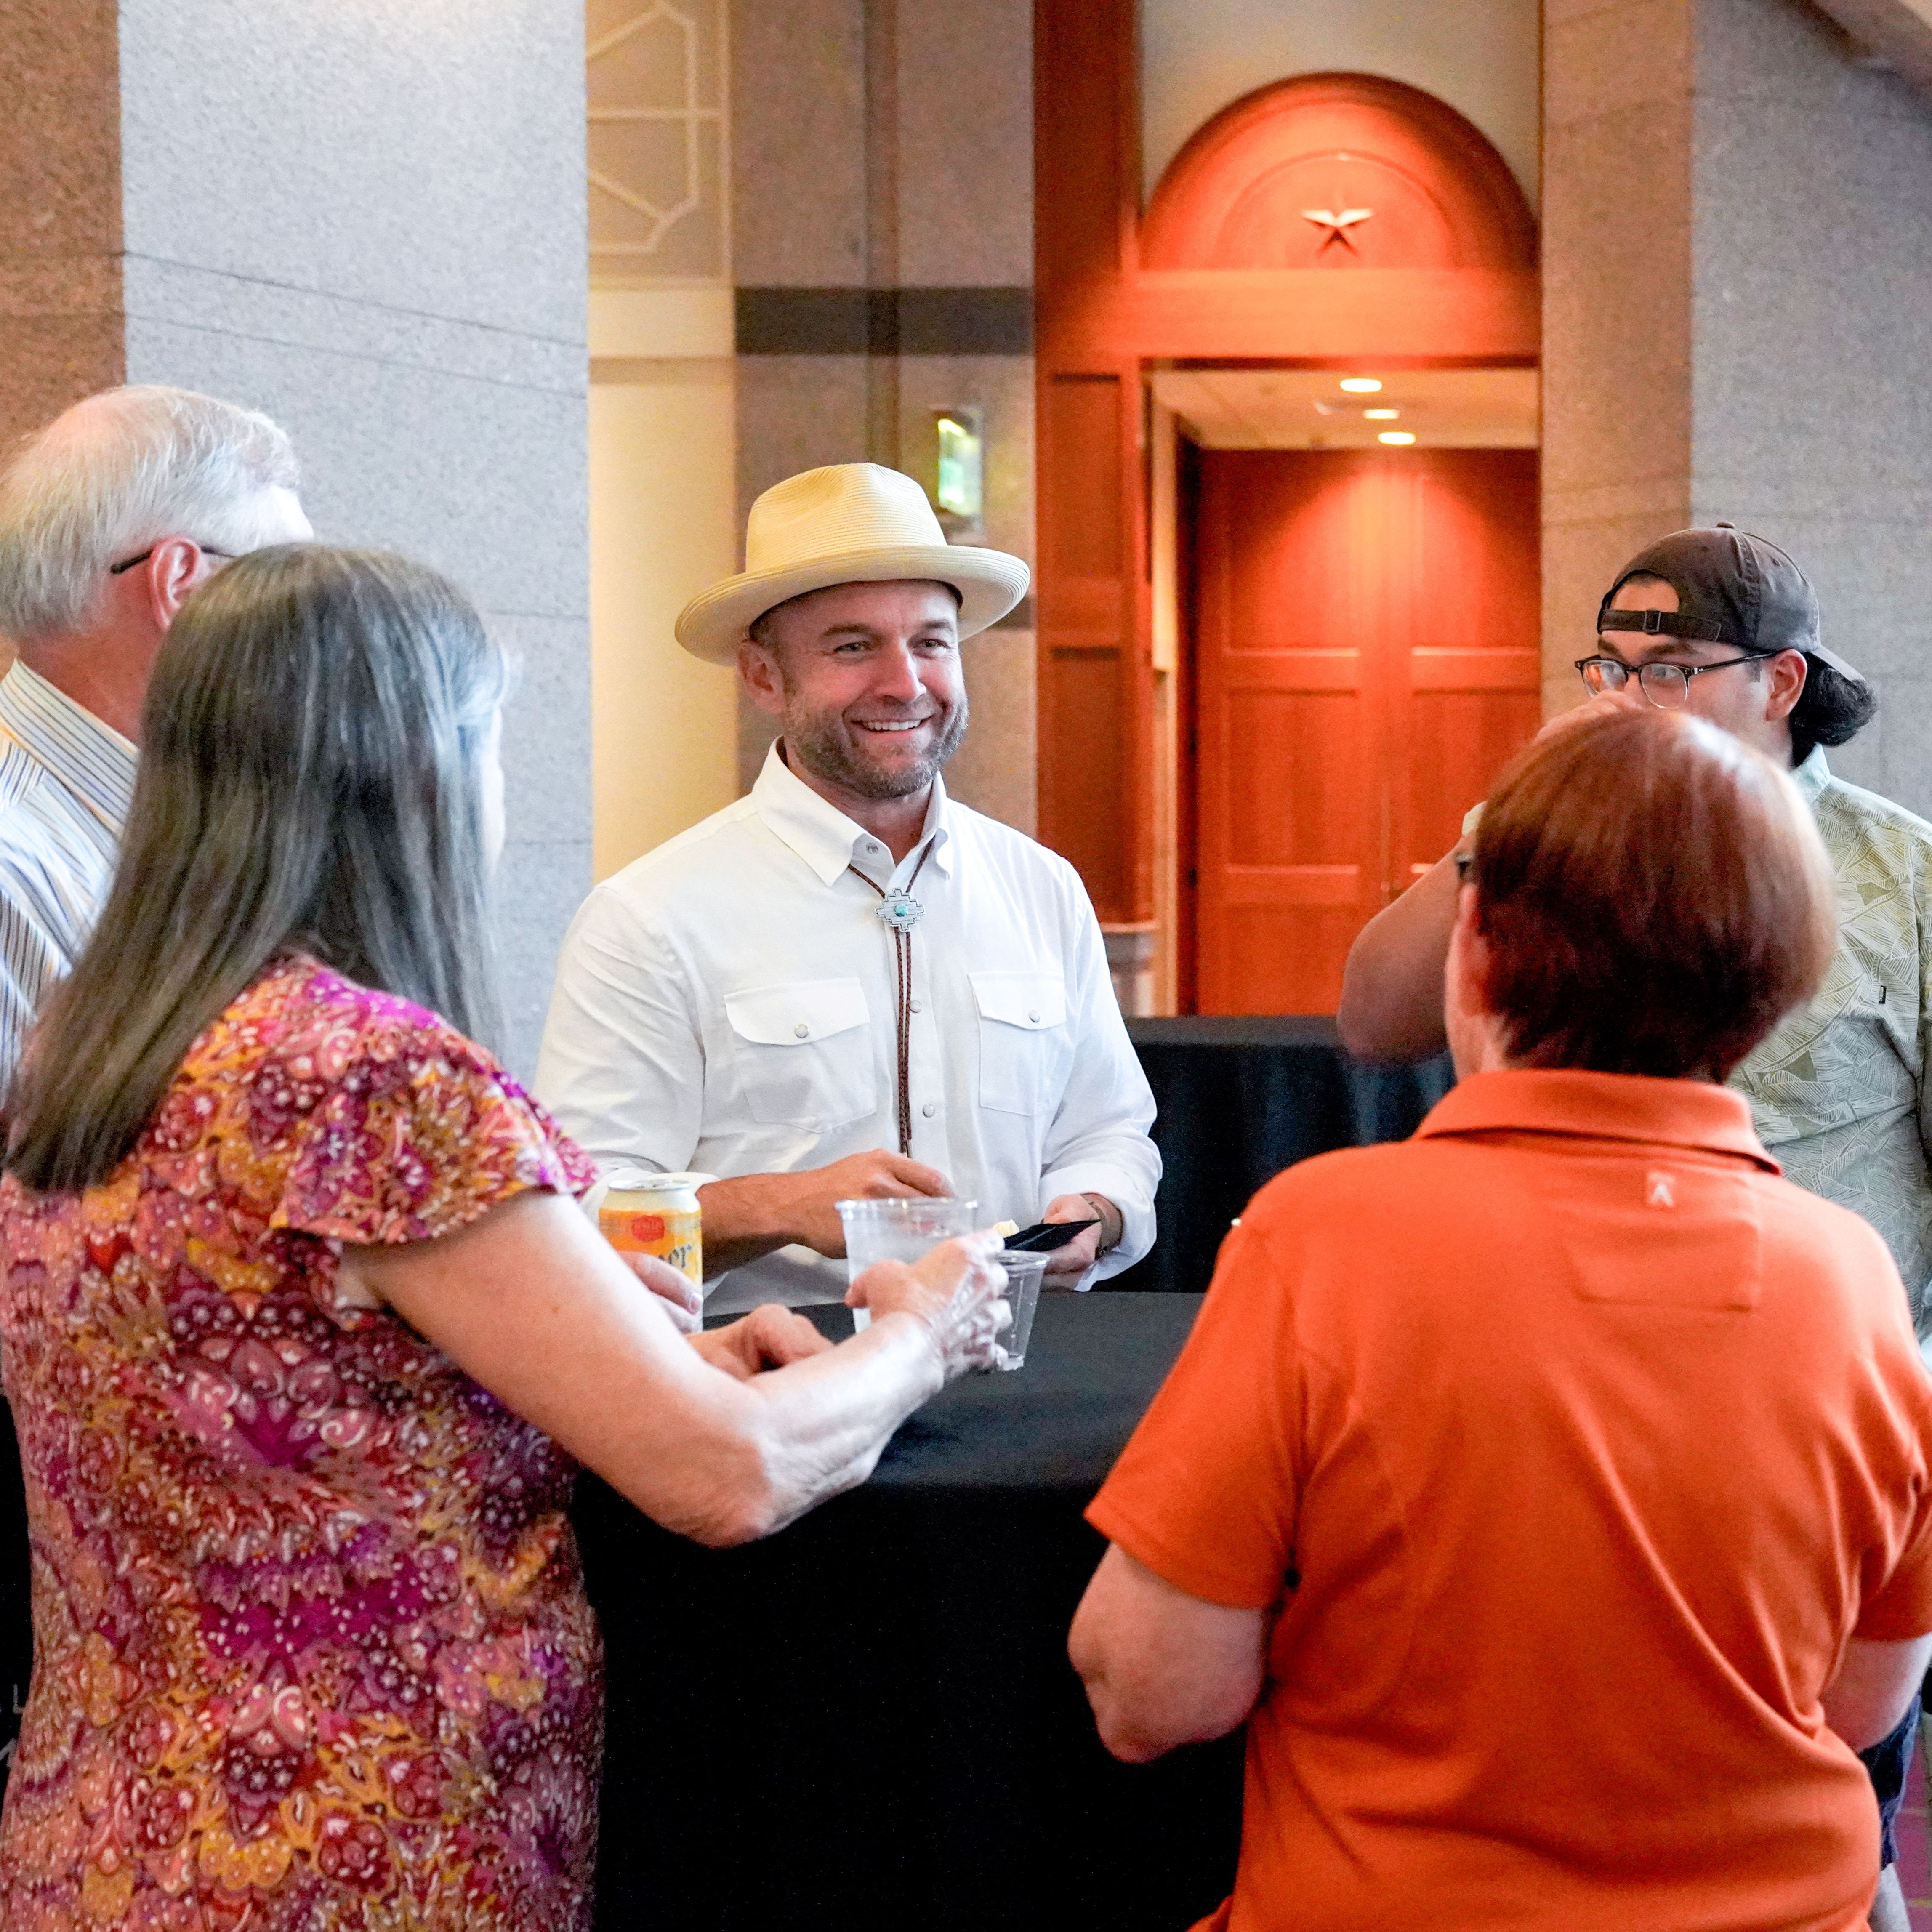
571, 1292, 1240, 1932
0, 1018, 1446, 1842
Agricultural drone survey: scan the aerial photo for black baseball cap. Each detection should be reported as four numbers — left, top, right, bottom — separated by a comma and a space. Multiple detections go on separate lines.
1598, 524, 1865, 684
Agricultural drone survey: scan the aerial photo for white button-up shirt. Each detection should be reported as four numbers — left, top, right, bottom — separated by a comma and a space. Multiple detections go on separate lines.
535, 746, 1160, 1313
0, 660, 135, 1086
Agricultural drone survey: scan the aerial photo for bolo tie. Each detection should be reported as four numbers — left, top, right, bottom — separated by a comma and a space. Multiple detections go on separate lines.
847, 842, 935, 1156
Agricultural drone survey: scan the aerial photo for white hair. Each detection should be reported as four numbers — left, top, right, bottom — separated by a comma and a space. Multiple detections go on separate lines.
0, 385, 300, 641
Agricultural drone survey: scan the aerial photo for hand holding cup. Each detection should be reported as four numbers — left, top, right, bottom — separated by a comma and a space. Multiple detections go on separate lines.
848, 1230, 1011, 1378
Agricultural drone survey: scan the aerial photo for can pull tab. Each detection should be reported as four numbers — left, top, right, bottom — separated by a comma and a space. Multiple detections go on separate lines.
580, 1168, 718, 1221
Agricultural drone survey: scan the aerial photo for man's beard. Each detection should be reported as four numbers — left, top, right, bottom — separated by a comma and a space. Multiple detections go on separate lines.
786, 691, 969, 800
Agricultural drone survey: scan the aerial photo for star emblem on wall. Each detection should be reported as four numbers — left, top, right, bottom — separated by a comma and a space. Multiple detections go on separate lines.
1301, 206, 1375, 250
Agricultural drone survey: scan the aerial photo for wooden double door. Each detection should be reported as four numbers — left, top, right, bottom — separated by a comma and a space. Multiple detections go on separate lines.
1186, 445, 1541, 1015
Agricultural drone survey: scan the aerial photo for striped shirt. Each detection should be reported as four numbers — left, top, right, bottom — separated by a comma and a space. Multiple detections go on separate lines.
0, 660, 134, 1086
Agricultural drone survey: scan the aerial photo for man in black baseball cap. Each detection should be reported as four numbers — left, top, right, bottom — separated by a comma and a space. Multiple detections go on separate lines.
1586, 524, 1874, 765
1340, 524, 1932, 1929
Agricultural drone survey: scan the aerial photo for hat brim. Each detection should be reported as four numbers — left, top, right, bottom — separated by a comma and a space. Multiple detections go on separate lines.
674, 545, 1030, 665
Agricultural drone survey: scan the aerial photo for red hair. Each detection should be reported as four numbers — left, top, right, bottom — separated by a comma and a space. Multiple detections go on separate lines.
1472, 709, 1835, 1080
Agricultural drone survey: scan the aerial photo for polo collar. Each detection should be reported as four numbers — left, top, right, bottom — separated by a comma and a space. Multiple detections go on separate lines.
1416, 1068, 1780, 1171
1792, 744, 1831, 811
0, 660, 137, 832
751, 740, 954, 886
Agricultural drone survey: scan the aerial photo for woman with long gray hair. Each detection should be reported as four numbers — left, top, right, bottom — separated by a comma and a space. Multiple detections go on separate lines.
0, 545, 1005, 1931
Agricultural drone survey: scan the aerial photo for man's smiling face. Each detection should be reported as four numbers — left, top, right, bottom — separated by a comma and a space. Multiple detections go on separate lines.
742, 578, 968, 804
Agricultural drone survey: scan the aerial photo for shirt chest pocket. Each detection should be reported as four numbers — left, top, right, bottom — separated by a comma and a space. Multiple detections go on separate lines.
724, 979, 878, 1132
971, 971, 1072, 1116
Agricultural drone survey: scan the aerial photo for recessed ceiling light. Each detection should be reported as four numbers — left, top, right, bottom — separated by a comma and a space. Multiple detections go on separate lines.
1340, 377, 1383, 394
1377, 430, 1417, 446
1363, 407, 1400, 420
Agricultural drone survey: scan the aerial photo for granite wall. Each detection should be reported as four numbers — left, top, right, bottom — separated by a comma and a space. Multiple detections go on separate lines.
0, 0, 590, 1076
1544, 0, 1932, 816
1691, 0, 1932, 810
730, 0, 1037, 833
0, 0, 125, 442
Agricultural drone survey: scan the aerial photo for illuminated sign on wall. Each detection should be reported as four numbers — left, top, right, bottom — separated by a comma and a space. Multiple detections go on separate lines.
934, 410, 984, 533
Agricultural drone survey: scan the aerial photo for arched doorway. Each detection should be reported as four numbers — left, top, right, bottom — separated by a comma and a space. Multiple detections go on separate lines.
1033, 21, 1541, 1013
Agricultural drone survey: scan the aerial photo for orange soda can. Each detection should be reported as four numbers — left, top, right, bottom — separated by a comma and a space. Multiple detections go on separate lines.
592, 1169, 710, 1289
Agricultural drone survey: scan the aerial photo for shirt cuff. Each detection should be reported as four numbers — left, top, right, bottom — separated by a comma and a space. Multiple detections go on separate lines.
1038, 1161, 1155, 1285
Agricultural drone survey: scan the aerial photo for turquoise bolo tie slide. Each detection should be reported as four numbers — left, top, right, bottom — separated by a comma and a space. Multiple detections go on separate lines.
875, 893, 924, 932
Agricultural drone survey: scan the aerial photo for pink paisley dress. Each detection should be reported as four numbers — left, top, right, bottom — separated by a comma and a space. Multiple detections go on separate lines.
0, 955, 602, 1932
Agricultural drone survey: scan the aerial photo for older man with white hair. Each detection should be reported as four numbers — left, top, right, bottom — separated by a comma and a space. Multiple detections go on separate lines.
538, 462, 1160, 1316
0, 385, 311, 1080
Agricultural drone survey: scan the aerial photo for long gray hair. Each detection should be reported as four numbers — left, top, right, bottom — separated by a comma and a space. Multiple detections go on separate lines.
5, 545, 508, 1194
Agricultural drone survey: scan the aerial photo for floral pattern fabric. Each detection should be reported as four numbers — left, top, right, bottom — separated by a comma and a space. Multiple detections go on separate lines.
0, 955, 601, 1931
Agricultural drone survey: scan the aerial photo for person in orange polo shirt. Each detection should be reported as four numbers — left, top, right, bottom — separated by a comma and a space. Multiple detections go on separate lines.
1070, 708, 1932, 1932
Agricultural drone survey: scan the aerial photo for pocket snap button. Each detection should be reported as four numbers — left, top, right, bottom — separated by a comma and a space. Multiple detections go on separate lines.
1027, 1009, 1041, 1023
793, 1022, 810, 1038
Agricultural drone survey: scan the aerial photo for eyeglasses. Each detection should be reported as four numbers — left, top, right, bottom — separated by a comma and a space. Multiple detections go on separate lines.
108, 541, 235, 576
1573, 649, 1780, 710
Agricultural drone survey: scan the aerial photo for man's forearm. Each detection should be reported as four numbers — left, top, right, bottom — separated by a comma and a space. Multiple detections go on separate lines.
697, 1173, 808, 1273
1336, 849, 1459, 1063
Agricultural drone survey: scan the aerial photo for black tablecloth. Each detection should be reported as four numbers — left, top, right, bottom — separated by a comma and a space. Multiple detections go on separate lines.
0, 1019, 1441, 1823
1114, 1016, 1453, 1294
572, 1292, 1239, 1931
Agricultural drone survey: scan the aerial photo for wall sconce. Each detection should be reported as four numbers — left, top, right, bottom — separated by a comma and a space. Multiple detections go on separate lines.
933, 409, 984, 537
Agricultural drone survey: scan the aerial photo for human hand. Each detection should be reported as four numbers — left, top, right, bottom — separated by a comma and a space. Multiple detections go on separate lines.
621, 1251, 703, 1334
848, 1231, 1009, 1379
1040, 1192, 1118, 1288
767, 1149, 954, 1257
1535, 686, 1640, 743
690, 1304, 835, 1381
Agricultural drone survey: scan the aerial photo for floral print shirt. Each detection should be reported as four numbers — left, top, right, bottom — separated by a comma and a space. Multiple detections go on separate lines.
0, 955, 601, 1931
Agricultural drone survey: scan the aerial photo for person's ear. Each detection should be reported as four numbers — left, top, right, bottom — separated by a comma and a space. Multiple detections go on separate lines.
1764, 647, 1807, 724
1448, 884, 1490, 1000
144, 537, 206, 629
1444, 883, 1506, 1078
736, 637, 785, 717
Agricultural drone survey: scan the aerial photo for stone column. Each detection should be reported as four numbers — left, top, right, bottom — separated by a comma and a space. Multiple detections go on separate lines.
0, 0, 590, 1076
1, 1, 125, 442
1541, 0, 1695, 719
1544, 0, 1932, 816
729, 0, 1037, 831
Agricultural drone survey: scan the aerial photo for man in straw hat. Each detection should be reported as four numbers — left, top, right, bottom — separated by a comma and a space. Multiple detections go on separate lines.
537, 462, 1159, 1315
1335, 524, 1927, 1932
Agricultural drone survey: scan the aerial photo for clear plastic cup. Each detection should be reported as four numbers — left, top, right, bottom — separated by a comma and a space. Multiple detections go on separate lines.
993, 1251, 1048, 1371
837, 1198, 979, 1331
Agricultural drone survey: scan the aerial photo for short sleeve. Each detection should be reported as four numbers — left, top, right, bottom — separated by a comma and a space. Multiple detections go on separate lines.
1854, 1356, 1932, 1642
272, 1016, 597, 1248
1086, 1215, 1302, 1610
1857, 1504, 1932, 1641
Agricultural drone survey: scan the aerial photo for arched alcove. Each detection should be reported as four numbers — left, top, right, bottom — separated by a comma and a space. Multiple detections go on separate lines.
1140, 72, 1535, 273
1034, 8, 1541, 981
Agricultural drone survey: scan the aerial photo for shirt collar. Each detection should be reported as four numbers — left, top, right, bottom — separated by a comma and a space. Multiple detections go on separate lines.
750, 740, 954, 886
1792, 743, 1831, 810
1415, 1067, 1780, 1171
0, 660, 137, 831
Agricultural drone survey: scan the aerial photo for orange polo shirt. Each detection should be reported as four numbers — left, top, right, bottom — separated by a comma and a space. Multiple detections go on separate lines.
1089, 1070, 1932, 1932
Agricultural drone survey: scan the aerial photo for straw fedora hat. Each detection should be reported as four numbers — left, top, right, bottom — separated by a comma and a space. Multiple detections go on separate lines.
675, 462, 1030, 665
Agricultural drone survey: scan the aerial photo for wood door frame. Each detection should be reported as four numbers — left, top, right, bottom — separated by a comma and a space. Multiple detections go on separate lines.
1034, 5, 1539, 1003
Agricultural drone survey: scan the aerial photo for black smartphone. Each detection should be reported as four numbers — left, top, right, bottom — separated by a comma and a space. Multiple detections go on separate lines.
1002, 1217, 1101, 1253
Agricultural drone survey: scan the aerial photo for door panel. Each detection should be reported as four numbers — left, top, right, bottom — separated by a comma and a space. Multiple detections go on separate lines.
1190, 445, 1539, 1014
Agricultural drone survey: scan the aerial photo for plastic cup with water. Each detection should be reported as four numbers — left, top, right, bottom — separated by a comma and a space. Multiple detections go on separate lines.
837, 1198, 979, 1331
993, 1250, 1048, 1371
